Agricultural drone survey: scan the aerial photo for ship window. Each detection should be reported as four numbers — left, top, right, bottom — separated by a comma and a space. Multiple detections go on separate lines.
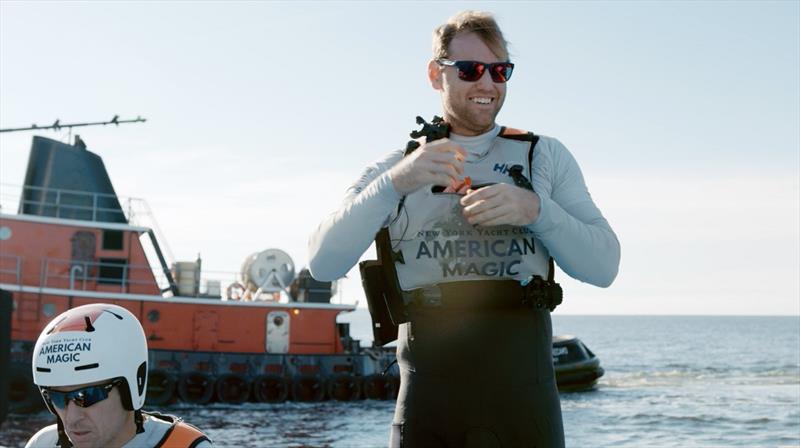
98, 258, 127, 285
102, 230, 124, 251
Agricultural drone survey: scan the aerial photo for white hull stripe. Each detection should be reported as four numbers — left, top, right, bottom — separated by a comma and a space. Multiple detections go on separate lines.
0, 283, 355, 311
0, 212, 151, 233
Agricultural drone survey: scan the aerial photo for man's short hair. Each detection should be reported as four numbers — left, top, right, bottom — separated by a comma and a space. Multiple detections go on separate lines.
432, 10, 510, 61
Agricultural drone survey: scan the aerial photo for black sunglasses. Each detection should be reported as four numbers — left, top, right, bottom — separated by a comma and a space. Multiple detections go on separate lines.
437, 59, 514, 83
42, 380, 121, 409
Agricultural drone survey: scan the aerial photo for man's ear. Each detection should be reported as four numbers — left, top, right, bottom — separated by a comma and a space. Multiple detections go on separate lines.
428, 60, 443, 90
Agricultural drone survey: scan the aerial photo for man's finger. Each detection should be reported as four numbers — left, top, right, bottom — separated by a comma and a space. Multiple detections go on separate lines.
428, 140, 467, 158
470, 203, 517, 226
465, 201, 506, 224
476, 214, 513, 227
426, 151, 463, 164
460, 184, 502, 206
430, 173, 457, 188
430, 159, 464, 176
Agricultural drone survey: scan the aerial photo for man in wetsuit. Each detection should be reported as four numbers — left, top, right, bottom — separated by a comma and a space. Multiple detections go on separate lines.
25, 303, 212, 448
309, 10, 620, 448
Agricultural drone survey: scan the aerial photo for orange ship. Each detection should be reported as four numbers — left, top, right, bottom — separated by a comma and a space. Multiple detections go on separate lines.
1, 135, 399, 412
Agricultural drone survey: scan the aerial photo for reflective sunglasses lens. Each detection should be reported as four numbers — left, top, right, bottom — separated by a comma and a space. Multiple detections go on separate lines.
455, 61, 484, 82
76, 386, 109, 407
45, 390, 68, 409
489, 63, 513, 83
45, 384, 112, 409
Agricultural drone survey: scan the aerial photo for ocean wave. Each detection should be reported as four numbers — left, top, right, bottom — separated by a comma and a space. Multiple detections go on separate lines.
603, 377, 799, 390
625, 412, 779, 426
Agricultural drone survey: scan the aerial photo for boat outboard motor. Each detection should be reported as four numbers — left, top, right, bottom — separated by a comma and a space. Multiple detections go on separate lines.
19, 135, 126, 223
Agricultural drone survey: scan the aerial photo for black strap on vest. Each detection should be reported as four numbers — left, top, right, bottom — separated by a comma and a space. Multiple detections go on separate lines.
501, 130, 557, 284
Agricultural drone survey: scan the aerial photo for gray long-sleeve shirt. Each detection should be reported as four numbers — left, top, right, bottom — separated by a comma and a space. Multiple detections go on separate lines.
309, 125, 620, 288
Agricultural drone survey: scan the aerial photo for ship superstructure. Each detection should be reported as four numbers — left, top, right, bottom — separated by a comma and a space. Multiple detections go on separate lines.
1, 135, 397, 411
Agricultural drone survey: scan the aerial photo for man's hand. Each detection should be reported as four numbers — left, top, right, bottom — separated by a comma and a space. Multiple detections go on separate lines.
389, 139, 467, 195
460, 183, 541, 227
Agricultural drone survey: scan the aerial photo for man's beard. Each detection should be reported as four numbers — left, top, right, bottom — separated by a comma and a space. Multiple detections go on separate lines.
444, 98, 503, 135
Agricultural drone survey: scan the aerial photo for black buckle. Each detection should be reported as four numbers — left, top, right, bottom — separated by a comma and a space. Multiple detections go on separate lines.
523, 277, 563, 311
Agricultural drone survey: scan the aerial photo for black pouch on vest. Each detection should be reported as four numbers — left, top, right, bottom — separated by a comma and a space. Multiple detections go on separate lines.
359, 227, 411, 346
359, 259, 399, 346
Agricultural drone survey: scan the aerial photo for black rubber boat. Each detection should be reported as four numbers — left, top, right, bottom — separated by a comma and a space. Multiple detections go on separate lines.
553, 335, 604, 392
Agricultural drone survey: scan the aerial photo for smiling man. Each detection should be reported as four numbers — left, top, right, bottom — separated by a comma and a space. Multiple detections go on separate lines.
25, 304, 212, 448
309, 10, 620, 448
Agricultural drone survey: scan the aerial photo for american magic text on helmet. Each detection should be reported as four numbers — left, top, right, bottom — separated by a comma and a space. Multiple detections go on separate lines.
40, 340, 92, 363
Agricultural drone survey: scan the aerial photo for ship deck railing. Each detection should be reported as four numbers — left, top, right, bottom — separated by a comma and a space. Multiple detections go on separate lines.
1, 182, 177, 269
0, 252, 253, 301
0, 254, 22, 285
0, 185, 304, 302
1, 183, 139, 222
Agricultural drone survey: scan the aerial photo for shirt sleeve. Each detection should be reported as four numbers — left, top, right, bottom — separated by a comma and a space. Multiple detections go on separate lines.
528, 138, 621, 287
308, 150, 405, 281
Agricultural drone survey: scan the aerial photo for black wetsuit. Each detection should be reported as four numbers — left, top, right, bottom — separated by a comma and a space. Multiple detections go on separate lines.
390, 305, 565, 448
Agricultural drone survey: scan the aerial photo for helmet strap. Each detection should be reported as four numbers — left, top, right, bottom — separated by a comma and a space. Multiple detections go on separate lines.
134, 409, 145, 434
55, 417, 73, 448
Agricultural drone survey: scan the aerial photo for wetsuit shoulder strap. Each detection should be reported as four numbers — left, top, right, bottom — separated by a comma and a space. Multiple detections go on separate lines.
153, 416, 211, 448
496, 126, 541, 183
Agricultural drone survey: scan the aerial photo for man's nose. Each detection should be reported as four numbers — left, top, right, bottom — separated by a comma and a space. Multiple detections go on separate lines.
63, 401, 86, 423
475, 67, 494, 89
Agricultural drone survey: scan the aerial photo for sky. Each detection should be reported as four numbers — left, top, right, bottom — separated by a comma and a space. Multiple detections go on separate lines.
0, 1, 798, 316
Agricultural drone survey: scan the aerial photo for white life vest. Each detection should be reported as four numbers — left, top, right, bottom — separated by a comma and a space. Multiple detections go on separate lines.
389, 128, 551, 291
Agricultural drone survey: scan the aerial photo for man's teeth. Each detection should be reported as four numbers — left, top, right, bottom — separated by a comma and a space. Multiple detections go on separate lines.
470, 97, 492, 104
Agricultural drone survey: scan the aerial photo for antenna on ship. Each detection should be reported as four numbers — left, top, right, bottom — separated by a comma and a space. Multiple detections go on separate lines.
0, 115, 147, 141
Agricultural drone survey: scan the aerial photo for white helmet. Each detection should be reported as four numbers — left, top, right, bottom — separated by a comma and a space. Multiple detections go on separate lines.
32, 303, 148, 411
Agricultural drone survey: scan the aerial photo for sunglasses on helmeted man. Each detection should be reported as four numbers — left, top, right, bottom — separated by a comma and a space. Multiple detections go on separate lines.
436, 59, 515, 83
42, 379, 121, 409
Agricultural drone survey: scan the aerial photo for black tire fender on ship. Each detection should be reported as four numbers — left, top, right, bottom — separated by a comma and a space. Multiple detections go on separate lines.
146, 369, 176, 406
252, 374, 290, 403
177, 372, 215, 404
8, 362, 44, 414
327, 374, 362, 401
362, 374, 399, 400
291, 374, 326, 402
215, 374, 251, 404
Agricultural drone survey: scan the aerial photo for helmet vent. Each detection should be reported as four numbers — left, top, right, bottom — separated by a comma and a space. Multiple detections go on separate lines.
74, 363, 99, 371
36, 367, 51, 373
136, 361, 147, 395
46, 316, 67, 335
84, 316, 95, 332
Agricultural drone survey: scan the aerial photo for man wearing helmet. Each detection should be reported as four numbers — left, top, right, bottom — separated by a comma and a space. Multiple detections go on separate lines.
25, 303, 212, 448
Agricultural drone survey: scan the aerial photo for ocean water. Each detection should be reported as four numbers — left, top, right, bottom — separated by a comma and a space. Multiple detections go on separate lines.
2, 313, 798, 447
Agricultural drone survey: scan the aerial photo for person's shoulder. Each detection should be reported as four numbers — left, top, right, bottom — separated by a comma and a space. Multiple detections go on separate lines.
533, 134, 567, 153
24, 424, 59, 448
144, 411, 176, 430
532, 134, 577, 165
143, 412, 213, 447
497, 126, 564, 151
